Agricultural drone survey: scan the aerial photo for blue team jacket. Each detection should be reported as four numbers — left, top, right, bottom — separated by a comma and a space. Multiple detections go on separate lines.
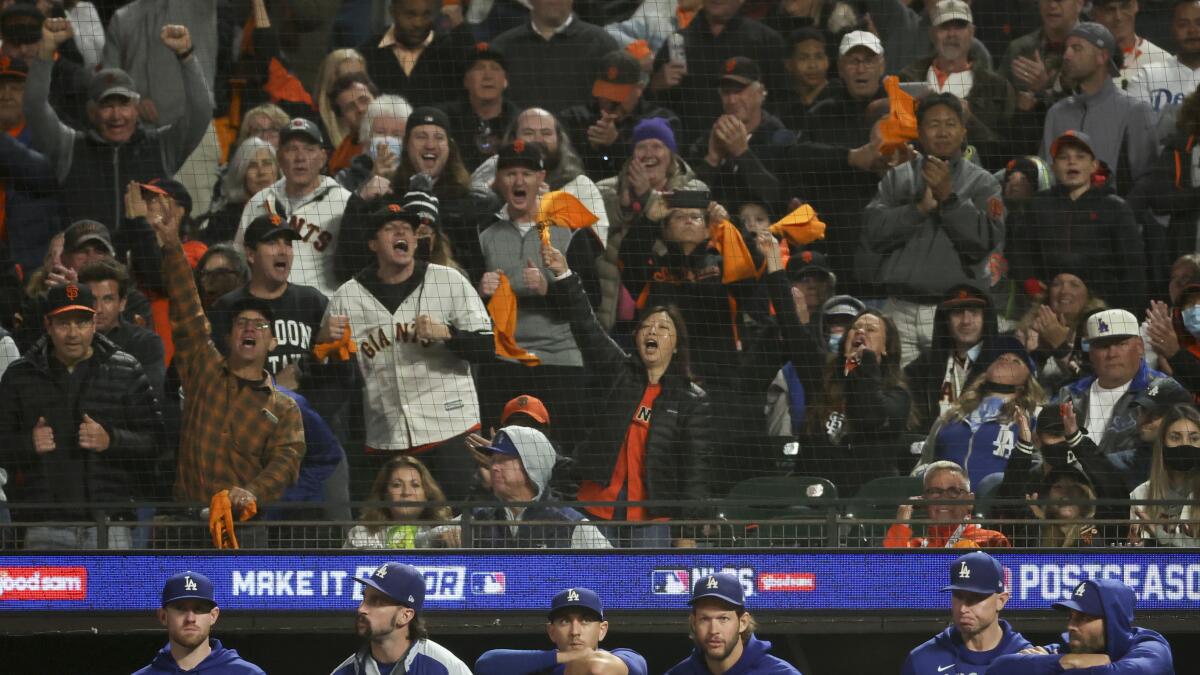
665, 636, 801, 674
901, 620, 1032, 675
475, 647, 648, 674
988, 579, 1175, 674
928, 396, 1021, 489
132, 638, 265, 674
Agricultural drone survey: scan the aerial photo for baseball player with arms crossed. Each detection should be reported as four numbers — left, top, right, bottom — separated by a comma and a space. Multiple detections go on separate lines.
331, 562, 472, 675
901, 551, 1031, 675
476, 587, 647, 674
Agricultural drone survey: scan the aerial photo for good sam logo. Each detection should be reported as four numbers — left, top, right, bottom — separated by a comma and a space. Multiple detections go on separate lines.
0, 567, 87, 600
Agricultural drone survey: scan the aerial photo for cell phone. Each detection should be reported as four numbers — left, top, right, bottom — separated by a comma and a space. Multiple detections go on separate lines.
666, 190, 710, 209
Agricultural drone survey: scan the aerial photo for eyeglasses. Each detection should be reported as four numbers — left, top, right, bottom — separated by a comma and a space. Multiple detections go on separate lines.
923, 487, 969, 499
233, 317, 271, 331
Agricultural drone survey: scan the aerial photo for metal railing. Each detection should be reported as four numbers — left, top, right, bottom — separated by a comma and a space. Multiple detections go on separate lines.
0, 497, 1195, 550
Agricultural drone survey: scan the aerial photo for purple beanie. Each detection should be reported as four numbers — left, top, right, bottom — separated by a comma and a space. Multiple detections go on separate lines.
632, 117, 677, 154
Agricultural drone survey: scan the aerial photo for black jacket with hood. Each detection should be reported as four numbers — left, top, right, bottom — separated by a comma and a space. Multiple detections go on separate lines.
0, 332, 163, 520
551, 272, 711, 519
903, 285, 999, 431
989, 578, 1174, 675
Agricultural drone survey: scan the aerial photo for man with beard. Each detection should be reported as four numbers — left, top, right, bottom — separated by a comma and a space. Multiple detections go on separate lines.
476, 587, 646, 674
134, 571, 264, 674
989, 579, 1174, 674
331, 562, 472, 675
472, 108, 611, 245
902, 552, 1032, 675
665, 572, 800, 674
1126, 0, 1200, 119
357, 0, 474, 107
1040, 22, 1158, 195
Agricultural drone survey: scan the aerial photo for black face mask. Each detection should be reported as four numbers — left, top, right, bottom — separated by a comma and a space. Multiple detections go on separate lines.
1041, 442, 1075, 467
980, 381, 1020, 395
1163, 444, 1200, 472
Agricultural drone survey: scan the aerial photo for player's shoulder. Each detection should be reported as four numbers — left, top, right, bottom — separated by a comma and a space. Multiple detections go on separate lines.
413, 638, 473, 673
609, 647, 649, 674
905, 630, 953, 666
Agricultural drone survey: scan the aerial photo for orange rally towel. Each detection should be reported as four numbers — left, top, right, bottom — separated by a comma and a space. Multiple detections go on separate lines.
536, 191, 598, 247
878, 75, 919, 156
487, 273, 541, 366
708, 219, 758, 284
769, 204, 827, 246
313, 328, 358, 362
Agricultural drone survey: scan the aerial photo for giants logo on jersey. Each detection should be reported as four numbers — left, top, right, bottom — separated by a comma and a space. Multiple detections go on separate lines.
360, 322, 440, 358
284, 214, 334, 252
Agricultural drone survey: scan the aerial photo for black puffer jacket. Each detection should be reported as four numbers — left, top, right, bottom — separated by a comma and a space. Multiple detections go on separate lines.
551, 272, 711, 518
0, 333, 163, 520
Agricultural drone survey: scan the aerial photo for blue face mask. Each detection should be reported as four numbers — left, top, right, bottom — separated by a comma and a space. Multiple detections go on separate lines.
1184, 306, 1200, 336
828, 333, 843, 353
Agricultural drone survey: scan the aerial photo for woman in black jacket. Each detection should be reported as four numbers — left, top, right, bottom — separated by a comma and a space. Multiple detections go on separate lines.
543, 243, 711, 548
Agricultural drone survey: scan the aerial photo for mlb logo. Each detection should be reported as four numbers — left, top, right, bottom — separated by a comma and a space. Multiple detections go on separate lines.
651, 570, 691, 595
470, 572, 506, 595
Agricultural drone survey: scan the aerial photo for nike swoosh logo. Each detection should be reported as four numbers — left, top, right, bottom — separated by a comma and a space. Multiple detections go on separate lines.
937, 666, 955, 672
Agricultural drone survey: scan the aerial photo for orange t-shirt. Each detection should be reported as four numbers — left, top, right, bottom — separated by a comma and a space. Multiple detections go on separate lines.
579, 384, 661, 521
327, 136, 362, 174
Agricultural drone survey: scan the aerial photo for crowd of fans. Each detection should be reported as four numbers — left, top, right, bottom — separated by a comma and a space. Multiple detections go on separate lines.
0, 0, 1198, 551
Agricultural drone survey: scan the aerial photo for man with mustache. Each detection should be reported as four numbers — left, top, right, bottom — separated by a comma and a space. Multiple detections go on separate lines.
665, 572, 800, 674
331, 562, 471, 675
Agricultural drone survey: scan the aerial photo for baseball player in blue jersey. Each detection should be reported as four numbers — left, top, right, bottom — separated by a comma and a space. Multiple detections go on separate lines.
134, 571, 265, 674
665, 572, 800, 675
989, 579, 1174, 675
330, 562, 472, 675
475, 587, 648, 674
902, 551, 1032, 675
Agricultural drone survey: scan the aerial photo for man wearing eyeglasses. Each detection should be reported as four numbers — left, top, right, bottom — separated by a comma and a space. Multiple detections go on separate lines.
885, 460, 1010, 548
152, 209, 305, 547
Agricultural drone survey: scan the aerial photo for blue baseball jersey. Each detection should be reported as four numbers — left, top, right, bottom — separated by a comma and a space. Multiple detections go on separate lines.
901, 620, 1032, 675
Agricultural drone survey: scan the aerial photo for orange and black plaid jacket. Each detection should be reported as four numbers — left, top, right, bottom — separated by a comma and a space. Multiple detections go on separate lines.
162, 239, 305, 505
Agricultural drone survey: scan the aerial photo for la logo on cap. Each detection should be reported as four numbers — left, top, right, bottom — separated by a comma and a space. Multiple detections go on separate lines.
184, 576, 198, 591
707, 576, 720, 589
1098, 319, 1110, 333
1149, 384, 1160, 397
1075, 583, 1087, 598
958, 562, 971, 579
375, 564, 389, 578
567, 589, 580, 602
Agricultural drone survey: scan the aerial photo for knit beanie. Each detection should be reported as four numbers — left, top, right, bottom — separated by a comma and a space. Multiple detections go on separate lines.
632, 117, 677, 154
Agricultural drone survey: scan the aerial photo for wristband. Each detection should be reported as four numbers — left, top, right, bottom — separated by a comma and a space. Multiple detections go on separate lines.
176, 47, 194, 61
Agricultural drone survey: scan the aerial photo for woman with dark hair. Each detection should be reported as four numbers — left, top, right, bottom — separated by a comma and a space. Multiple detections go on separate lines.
543, 242, 711, 547
917, 337, 1046, 489
1015, 271, 1107, 390
803, 306, 913, 492
1130, 403, 1200, 547
343, 456, 455, 549
336, 107, 495, 282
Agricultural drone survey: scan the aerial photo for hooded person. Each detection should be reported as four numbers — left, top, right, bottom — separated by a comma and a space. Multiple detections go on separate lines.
467, 426, 612, 549
989, 579, 1174, 674
905, 284, 1000, 430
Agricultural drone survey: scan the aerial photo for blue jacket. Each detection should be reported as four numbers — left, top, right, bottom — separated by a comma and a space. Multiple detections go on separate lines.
0, 126, 63, 271
133, 638, 265, 674
475, 647, 648, 675
267, 387, 345, 513
989, 579, 1174, 675
928, 399, 1021, 489
901, 620, 1032, 675
665, 636, 801, 674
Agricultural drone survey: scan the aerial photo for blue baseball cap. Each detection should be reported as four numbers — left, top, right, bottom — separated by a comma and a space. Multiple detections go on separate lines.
354, 563, 425, 612
941, 552, 1006, 595
161, 571, 216, 607
1052, 580, 1105, 617
690, 573, 745, 608
483, 429, 520, 456
549, 587, 605, 620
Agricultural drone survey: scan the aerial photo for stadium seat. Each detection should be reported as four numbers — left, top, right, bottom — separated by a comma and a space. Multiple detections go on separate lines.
844, 475, 923, 547
722, 476, 839, 547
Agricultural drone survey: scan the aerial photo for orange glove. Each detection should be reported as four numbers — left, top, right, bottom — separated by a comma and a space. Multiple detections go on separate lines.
209, 490, 239, 549
313, 327, 357, 362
